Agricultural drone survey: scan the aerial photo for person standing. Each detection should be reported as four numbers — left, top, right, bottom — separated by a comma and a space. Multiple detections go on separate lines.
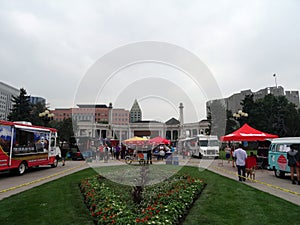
230, 146, 235, 168
115, 145, 120, 160
60, 141, 68, 166
287, 144, 300, 185
225, 145, 231, 163
146, 144, 152, 164
233, 143, 247, 182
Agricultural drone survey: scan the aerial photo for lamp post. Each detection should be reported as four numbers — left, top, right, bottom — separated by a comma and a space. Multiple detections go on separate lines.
39, 110, 54, 127
233, 110, 248, 127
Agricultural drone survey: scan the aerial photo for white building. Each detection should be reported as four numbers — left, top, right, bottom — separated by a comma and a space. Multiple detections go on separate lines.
0, 82, 19, 120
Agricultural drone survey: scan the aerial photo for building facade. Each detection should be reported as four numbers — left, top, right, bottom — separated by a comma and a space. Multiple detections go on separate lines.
74, 103, 210, 144
207, 86, 300, 115
0, 82, 19, 120
30, 96, 46, 105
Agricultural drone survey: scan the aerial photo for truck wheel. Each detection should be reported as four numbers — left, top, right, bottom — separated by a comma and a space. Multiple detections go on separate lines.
17, 162, 27, 175
199, 153, 203, 159
51, 157, 58, 168
274, 169, 285, 178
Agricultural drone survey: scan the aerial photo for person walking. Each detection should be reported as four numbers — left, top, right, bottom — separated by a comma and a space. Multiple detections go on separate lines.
245, 152, 257, 181
233, 143, 247, 182
287, 144, 300, 185
60, 141, 68, 166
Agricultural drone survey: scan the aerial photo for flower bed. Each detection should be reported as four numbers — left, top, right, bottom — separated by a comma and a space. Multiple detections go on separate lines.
80, 174, 206, 224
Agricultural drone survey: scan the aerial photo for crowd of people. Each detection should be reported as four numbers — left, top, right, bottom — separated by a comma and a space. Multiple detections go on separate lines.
93, 142, 175, 164
225, 143, 300, 185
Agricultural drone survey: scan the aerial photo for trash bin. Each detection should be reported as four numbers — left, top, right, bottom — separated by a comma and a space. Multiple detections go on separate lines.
172, 156, 179, 165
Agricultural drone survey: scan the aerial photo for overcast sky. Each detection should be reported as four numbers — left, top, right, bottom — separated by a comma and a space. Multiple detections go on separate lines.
1, 0, 299, 123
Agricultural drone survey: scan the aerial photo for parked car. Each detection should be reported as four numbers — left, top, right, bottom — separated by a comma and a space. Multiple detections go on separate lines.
70, 145, 84, 161
61, 140, 84, 161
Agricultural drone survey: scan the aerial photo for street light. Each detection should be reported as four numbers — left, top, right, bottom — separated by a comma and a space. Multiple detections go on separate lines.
39, 110, 54, 126
233, 110, 248, 127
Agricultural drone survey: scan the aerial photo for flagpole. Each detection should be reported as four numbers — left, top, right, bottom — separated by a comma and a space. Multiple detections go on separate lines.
273, 73, 277, 88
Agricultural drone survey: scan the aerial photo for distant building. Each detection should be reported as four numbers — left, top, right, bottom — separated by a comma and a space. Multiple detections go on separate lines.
30, 96, 46, 105
111, 108, 130, 125
51, 108, 72, 121
75, 103, 210, 143
207, 86, 300, 115
130, 99, 142, 123
0, 82, 19, 120
73, 104, 109, 123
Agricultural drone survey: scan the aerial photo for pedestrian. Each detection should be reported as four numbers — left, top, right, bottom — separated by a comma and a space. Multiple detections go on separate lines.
60, 141, 68, 166
245, 152, 257, 181
225, 145, 231, 163
296, 149, 300, 185
121, 144, 126, 159
146, 144, 152, 164
104, 144, 110, 162
98, 145, 104, 161
230, 146, 235, 168
115, 145, 120, 160
233, 143, 247, 182
158, 148, 166, 160
287, 144, 300, 185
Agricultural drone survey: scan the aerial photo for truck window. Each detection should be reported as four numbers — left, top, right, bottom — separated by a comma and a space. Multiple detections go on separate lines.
199, 140, 208, 147
0, 125, 12, 153
276, 144, 290, 152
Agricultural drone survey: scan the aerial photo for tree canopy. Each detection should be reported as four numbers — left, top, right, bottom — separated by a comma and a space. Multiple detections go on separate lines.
8, 88, 32, 122
225, 94, 300, 137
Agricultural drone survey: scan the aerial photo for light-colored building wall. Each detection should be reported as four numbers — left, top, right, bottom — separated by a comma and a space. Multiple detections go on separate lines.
111, 108, 130, 125
0, 82, 19, 120
208, 86, 300, 115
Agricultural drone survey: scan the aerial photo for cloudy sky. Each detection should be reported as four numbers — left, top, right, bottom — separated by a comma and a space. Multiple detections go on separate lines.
1, 0, 299, 123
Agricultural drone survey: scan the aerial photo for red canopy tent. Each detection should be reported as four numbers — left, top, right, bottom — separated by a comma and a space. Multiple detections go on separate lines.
148, 136, 171, 145
220, 123, 279, 141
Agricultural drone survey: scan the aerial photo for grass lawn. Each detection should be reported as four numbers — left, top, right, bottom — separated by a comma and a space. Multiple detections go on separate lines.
0, 165, 299, 225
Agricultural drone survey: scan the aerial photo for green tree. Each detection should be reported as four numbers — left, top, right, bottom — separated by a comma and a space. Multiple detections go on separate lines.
30, 102, 48, 126
8, 88, 32, 122
225, 109, 238, 134
240, 94, 300, 137
51, 118, 75, 142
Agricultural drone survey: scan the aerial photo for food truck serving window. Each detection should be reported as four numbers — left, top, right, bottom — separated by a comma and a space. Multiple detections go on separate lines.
13, 128, 49, 155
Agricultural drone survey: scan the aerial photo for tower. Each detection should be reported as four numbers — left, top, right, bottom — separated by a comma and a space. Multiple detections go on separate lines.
179, 102, 185, 138
130, 99, 142, 123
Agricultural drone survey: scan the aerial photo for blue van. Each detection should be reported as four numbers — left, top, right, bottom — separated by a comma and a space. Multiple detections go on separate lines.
268, 137, 300, 178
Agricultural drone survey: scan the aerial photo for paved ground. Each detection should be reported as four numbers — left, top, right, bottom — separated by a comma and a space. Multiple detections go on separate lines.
1, 157, 300, 206
201, 158, 300, 206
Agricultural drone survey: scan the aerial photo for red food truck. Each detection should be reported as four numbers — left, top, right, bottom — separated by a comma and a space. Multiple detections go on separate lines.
0, 120, 60, 175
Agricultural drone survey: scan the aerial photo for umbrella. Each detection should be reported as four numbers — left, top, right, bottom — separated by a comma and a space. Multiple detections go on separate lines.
123, 136, 147, 145
148, 136, 171, 145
